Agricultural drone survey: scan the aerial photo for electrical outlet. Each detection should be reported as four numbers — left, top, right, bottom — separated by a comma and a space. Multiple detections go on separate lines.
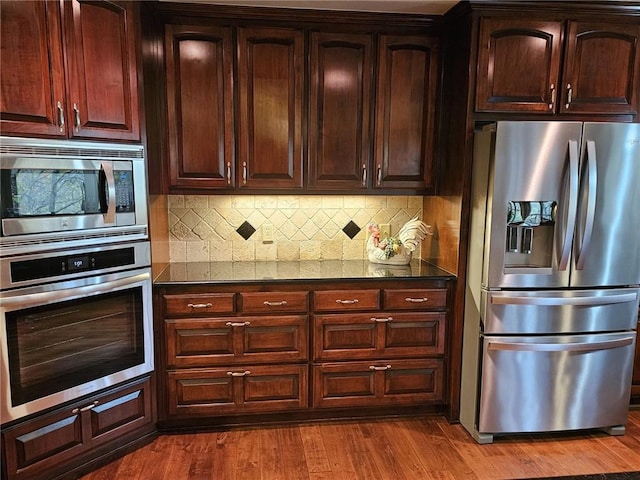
262, 223, 274, 243
380, 223, 391, 238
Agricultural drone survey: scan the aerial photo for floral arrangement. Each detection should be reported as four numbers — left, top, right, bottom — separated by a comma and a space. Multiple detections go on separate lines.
368, 224, 402, 259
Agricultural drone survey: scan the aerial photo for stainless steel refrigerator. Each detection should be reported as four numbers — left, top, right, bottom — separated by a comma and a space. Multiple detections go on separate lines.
460, 121, 640, 444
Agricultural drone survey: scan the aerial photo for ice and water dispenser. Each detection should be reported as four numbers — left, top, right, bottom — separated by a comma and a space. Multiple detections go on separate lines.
504, 201, 556, 268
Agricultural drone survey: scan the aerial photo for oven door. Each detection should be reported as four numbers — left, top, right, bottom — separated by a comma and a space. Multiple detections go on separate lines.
0, 268, 153, 424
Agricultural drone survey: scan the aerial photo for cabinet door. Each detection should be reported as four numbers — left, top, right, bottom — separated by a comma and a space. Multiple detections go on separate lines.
164, 24, 235, 190
63, 0, 140, 141
475, 18, 563, 113
374, 35, 439, 191
237, 27, 304, 189
1, 377, 152, 480
0, 1, 67, 137
167, 364, 308, 416
314, 312, 446, 361
561, 21, 640, 115
313, 359, 444, 408
308, 32, 373, 190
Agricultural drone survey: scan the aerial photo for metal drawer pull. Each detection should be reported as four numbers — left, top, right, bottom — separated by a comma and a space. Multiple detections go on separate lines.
73, 103, 81, 131
226, 321, 251, 327
488, 337, 633, 353
336, 299, 359, 304
405, 297, 428, 303
72, 400, 99, 414
548, 83, 556, 110
369, 365, 392, 371
565, 83, 573, 108
371, 317, 393, 322
226, 162, 232, 184
263, 300, 288, 306
226, 371, 251, 377
187, 302, 213, 309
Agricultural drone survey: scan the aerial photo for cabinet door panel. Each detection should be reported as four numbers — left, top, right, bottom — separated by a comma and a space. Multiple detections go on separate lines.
0, 1, 66, 137
313, 359, 443, 408
308, 32, 373, 190
165, 24, 234, 189
238, 27, 303, 189
64, 0, 140, 140
167, 365, 307, 415
314, 289, 380, 311
241, 316, 308, 362
165, 318, 234, 367
240, 291, 309, 313
476, 18, 562, 113
383, 288, 447, 310
374, 35, 439, 190
562, 22, 640, 115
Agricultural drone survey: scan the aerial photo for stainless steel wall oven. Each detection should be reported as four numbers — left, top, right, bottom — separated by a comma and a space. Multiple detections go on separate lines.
0, 137, 153, 426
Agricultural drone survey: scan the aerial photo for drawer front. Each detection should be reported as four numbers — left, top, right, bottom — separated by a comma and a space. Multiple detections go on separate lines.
314, 289, 380, 312
164, 293, 236, 316
166, 316, 308, 366
312, 359, 444, 409
167, 364, 308, 416
314, 312, 446, 361
240, 291, 309, 313
383, 289, 447, 310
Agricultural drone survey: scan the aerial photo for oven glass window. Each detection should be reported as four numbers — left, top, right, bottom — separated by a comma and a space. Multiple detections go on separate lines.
5, 286, 144, 407
1, 168, 103, 217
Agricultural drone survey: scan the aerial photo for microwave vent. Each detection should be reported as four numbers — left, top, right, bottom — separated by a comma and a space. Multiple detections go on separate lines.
0, 138, 144, 160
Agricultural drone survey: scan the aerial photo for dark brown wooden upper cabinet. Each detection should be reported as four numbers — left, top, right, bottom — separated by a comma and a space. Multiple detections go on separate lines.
237, 27, 304, 190
0, 1, 66, 137
374, 35, 439, 191
476, 17, 640, 116
0, 0, 141, 141
308, 32, 374, 190
475, 18, 563, 113
164, 24, 235, 190
561, 21, 640, 115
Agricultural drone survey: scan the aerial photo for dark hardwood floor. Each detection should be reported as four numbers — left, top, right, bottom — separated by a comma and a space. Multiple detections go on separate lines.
80, 409, 640, 480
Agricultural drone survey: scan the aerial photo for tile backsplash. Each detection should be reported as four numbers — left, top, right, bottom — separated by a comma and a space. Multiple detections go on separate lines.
168, 195, 424, 262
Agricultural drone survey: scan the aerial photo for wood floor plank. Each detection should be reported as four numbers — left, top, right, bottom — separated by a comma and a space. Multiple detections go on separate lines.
80, 410, 640, 480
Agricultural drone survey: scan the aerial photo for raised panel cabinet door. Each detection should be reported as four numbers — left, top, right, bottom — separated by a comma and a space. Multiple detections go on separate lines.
63, 0, 140, 140
475, 18, 563, 113
308, 32, 373, 190
165, 24, 235, 189
374, 35, 439, 191
561, 21, 640, 115
0, 0, 67, 137
237, 27, 304, 189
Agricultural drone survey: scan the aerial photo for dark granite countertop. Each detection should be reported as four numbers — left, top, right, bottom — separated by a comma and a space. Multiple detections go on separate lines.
153, 260, 455, 285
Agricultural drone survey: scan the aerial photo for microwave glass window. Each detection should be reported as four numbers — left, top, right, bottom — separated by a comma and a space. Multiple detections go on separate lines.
2, 168, 102, 217
4, 286, 145, 407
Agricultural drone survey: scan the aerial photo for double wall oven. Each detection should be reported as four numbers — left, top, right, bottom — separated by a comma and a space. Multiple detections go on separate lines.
0, 137, 154, 425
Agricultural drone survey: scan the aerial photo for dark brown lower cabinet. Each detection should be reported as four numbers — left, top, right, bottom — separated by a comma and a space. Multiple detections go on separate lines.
167, 364, 308, 416
1, 376, 154, 480
312, 359, 444, 409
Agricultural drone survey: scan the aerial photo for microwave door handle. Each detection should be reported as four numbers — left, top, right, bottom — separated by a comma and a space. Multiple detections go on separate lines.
487, 336, 634, 353
100, 162, 116, 225
575, 140, 597, 270
558, 140, 579, 270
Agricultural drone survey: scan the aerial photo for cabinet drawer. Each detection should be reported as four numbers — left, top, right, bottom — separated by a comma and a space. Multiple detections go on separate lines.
165, 316, 308, 367
314, 312, 446, 361
167, 364, 308, 416
312, 359, 444, 409
240, 291, 309, 313
383, 289, 447, 310
314, 289, 380, 311
164, 293, 236, 316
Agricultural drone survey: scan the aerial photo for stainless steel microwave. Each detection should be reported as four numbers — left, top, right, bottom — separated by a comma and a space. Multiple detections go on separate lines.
0, 137, 148, 255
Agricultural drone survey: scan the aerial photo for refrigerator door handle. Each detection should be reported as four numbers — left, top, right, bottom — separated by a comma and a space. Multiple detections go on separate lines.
490, 292, 637, 306
575, 140, 598, 270
558, 140, 580, 271
487, 336, 634, 353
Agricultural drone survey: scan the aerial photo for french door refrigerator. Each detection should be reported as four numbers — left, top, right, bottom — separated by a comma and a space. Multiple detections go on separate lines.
460, 121, 640, 444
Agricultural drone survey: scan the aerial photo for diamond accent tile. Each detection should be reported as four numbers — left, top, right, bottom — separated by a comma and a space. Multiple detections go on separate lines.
342, 220, 361, 239
236, 221, 256, 240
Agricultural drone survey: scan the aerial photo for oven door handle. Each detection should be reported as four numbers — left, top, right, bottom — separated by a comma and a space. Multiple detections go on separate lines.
488, 336, 634, 353
100, 162, 116, 225
0, 271, 150, 309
